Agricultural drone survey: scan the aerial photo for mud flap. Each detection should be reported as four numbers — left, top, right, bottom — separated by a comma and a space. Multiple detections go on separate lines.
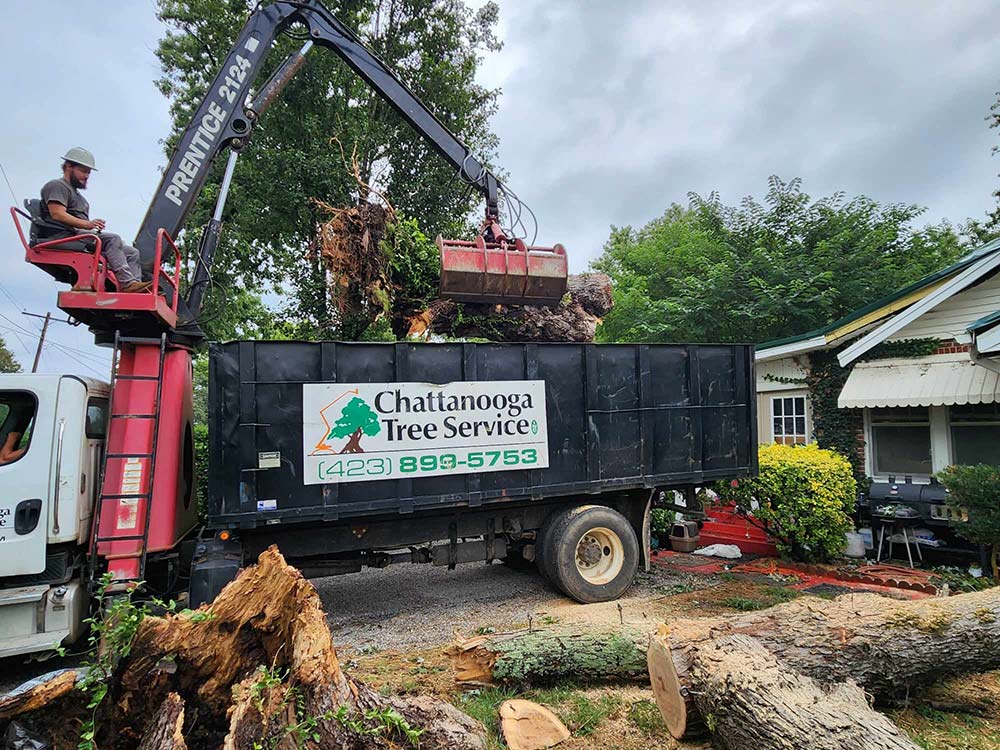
189, 536, 243, 607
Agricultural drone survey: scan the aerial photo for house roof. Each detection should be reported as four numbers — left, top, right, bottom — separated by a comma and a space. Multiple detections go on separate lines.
756, 238, 1000, 362
968, 309, 1000, 334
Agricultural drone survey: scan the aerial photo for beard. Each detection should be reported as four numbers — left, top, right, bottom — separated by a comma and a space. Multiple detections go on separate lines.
69, 174, 86, 189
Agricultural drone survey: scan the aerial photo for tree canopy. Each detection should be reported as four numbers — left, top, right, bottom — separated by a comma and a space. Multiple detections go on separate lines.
593, 177, 968, 345
154, 0, 501, 340
329, 396, 380, 439
0, 336, 20, 373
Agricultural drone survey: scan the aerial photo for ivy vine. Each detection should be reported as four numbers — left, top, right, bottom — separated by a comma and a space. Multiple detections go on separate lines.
802, 337, 942, 485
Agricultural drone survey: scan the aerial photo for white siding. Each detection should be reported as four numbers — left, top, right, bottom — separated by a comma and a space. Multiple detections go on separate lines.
889, 271, 1000, 341
756, 356, 809, 393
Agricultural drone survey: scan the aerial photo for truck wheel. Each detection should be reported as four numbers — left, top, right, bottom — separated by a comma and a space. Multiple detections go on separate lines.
544, 505, 638, 603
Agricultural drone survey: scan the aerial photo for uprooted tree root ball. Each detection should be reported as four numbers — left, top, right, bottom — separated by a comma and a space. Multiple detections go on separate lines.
0, 548, 486, 750
407, 273, 614, 342
313, 200, 395, 339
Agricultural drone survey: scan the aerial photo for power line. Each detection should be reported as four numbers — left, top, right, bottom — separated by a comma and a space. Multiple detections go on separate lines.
0, 282, 25, 311
0, 159, 19, 206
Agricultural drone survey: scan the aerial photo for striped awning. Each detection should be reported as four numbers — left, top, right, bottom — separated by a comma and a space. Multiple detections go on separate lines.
838, 353, 1000, 408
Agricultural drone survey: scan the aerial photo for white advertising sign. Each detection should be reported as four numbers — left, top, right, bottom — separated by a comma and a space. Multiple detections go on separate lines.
302, 381, 548, 485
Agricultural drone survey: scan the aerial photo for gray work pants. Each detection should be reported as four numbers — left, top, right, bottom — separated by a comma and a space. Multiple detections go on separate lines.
89, 232, 142, 284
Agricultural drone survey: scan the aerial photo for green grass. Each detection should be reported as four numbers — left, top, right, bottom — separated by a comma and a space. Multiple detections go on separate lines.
457, 687, 518, 749
628, 699, 668, 736
558, 693, 622, 736
762, 585, 801, 603
722, 596, 770, 611
455, 683, 624, 747
723, 585, 801, 611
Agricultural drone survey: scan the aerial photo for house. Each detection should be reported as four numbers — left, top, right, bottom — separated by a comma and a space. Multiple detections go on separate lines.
755, 239, 1000, 482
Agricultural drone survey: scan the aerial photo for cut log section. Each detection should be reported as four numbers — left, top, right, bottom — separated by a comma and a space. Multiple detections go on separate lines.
499, 699, 570, 750
646, 634, 686, 739
685, 634, 921, 750
406, 273, 613, 342
0, 547, 486, 750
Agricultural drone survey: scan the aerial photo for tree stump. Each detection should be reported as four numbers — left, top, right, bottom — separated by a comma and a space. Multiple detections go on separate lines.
0, 547, 486, 750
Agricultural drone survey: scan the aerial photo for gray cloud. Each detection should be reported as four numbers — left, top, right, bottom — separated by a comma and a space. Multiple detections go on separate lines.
480, 0, 1000, 270
2, 1, 998, 376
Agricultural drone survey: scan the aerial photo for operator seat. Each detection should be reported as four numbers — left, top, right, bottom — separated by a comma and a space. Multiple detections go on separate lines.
24, 198, 97, 253
17, 198, 117, 290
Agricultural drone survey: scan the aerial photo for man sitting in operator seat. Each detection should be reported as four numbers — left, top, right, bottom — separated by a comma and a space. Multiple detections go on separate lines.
40, 147, 150, 293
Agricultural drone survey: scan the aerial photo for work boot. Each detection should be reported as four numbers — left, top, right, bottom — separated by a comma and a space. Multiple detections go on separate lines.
121, 280, 152, 293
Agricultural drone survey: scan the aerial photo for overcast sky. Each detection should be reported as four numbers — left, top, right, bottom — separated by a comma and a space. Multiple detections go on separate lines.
2, 0, 999, 377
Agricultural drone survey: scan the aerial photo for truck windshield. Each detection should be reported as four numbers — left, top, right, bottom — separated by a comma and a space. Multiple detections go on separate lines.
0, 391, 36, 466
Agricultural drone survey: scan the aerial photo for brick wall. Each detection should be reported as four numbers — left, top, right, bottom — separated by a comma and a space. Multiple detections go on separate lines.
934, 341, 970, 355
854, 422, 866, 475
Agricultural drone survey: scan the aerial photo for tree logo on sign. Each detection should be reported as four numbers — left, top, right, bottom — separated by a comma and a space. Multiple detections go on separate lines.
327, 397, 381, 454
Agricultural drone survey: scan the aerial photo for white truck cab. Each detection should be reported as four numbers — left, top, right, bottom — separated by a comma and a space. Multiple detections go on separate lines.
0, 374, 109, 658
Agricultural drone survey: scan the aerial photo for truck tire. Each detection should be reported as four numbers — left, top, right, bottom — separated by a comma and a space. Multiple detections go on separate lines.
535, 511, 562, 582
543, 505, 639, 603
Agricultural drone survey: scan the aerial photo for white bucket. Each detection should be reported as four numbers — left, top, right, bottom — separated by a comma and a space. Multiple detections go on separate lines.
844, 532, 866, 558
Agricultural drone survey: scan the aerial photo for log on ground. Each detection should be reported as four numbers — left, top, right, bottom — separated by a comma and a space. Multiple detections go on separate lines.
450, 587, 1000, 701
663, 587, 1000, 700
448, 627, 649, 686
685, 634, 920, 750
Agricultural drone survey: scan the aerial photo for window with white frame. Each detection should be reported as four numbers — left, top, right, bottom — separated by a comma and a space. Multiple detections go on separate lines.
870, 407, 932, 475
950, 403, 1000, 466
771, 395, 808, 445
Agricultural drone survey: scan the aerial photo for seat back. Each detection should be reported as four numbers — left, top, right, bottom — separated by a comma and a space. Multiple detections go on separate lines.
24, 198, 95, 251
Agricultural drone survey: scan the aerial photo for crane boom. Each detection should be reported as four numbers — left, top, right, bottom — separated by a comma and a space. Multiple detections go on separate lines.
135, 0, 557, 326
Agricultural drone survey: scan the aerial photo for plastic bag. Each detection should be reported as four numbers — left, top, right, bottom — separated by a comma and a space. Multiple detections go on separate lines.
4, 722, 50, 750
692, 543, 742, 559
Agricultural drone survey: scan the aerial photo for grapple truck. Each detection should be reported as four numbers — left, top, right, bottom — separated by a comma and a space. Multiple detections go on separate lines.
2, 0, 757, 658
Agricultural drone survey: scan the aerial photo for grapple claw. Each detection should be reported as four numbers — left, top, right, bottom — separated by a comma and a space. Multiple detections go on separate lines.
437, 234, 568, 307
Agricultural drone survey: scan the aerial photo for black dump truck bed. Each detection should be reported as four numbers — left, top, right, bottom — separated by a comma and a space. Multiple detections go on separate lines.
207, 341, 756, 528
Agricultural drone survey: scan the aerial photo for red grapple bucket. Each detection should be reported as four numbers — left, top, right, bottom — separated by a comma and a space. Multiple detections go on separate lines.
437, 235, 568, 306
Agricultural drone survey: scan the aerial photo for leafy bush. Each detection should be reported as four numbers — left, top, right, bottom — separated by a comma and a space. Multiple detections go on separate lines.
193, 422, 209, 521
714, 443, 856, 562
650, 508, 673, 538
938, 464, 1000, 578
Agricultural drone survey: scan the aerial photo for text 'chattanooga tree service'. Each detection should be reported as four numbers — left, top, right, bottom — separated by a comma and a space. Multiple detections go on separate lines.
303, 381, 549, 484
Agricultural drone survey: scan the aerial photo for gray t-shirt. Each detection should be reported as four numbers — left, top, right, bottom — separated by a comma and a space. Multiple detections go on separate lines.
40, 178, 90, 223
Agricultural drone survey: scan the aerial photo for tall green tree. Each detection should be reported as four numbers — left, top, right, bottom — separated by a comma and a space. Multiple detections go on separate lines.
594, 177, 967, 344
0, 336, 20, 373
154, 0, 501, 339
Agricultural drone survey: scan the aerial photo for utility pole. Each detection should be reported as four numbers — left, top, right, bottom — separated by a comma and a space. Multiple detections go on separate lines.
30, 312, 51, 373
22, 311, 77, 373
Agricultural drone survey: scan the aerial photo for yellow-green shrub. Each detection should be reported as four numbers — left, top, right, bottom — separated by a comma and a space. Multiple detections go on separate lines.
715, 443, 857, 562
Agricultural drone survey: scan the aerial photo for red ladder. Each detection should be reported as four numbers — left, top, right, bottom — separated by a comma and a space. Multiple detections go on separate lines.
89, 332, 168, 588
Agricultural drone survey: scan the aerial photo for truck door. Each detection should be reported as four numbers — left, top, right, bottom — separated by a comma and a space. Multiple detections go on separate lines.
0, 388, 53, 576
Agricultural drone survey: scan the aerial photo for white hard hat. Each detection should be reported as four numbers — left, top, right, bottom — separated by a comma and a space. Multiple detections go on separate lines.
62, 147, 97, 171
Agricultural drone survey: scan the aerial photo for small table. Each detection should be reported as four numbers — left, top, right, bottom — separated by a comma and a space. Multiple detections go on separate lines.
872, 513, 923, 568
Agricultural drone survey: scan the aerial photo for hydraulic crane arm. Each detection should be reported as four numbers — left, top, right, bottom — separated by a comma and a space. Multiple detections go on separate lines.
134, 0, 521, 321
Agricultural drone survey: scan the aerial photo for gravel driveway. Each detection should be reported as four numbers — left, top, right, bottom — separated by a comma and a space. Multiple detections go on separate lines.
1, 560, 691, 695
